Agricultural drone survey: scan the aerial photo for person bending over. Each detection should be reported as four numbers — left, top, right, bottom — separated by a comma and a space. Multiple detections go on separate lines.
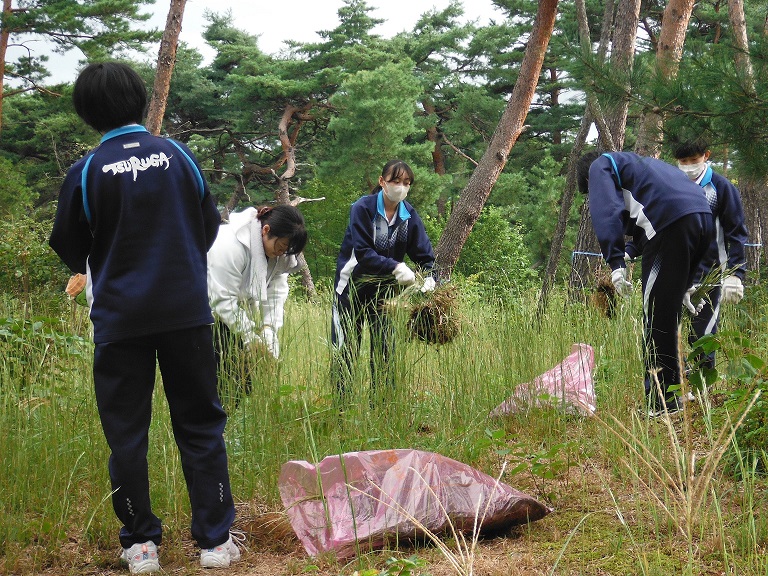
576, 150, 713, 417
207, 205, 307, 408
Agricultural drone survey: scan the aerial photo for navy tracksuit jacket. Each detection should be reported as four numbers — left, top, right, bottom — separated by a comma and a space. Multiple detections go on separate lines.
50, 125, 234, 549
588, 152, 713, 409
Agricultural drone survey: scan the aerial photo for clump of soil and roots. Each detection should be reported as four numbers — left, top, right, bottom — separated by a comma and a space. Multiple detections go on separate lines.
408, 284, 460, 344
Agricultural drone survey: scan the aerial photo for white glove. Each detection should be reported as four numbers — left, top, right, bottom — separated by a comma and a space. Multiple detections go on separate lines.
683, 286, 705, 315
721, 275, 744, 304
611, 268, 632, 298
393, 262, 416, 286
421, 276, 436, 293
254, 326, 279, 359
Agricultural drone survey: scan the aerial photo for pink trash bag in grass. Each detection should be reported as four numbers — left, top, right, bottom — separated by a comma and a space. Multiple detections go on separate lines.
490, 343, 596, 418
278, 449, 552, 558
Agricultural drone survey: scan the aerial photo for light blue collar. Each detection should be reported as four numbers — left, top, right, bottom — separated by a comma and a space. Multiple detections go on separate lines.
376, 191, 411, 221
100, 125, 148, 144
601, 153, 622, 188
699, 165, 714, 188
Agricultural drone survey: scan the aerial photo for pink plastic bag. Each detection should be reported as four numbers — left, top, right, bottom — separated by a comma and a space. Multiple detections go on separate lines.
279, 449, 552, 558
490, 343, 596, 418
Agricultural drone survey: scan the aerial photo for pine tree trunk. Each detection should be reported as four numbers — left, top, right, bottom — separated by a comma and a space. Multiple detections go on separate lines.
727, 0, 765, 276
603, 0, 639, 148
276, 104, 316, 299
434, 0, 559, 278
0, 0, 13, 137
634, 0, 694, 157
537, 111, 592, 320
146, 0, 187, 135
728, 0, 754, 84
569, 0, 640, 296
296, 254, 316, 301
422, 99, 446, 177
539, 0, 614, 317
739, 178, 765, 275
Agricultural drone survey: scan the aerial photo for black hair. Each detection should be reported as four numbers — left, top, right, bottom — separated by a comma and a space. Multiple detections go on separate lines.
576, 150, 601, 194
257, 205, 307, 255
371, 159, 415, 194
671, 138, 709, 160
73, 62, 148, 133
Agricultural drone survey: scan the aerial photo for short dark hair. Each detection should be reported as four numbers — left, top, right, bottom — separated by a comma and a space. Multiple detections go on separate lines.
671, 138, 709, 160
576, 151, 601, 194
257, 205, 307, 255
73, 62, 148, 133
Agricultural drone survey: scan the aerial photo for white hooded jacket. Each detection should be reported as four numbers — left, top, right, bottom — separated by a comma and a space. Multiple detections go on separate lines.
207, 208, 302, 346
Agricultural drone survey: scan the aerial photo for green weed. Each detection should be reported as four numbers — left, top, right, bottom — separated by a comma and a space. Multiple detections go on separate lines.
1, 285, 767, 575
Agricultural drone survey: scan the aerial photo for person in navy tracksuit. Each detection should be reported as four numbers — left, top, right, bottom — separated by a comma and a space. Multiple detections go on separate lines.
331, 160, 436, 401
576, 151, 713, 416
49, 62, 238, 572
672, 139, 748, 372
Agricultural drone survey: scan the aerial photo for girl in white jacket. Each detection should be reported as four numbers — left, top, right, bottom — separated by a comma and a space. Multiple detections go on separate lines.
208, 205, 307, 406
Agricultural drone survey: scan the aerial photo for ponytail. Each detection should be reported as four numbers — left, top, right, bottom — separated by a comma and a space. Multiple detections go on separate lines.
256, 204, 307, 255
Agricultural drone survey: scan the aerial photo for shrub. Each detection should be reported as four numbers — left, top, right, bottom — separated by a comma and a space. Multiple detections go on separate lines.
693, 326, 768, 476
297, 178, 362, 281
455, 206, 537, 302
0, 213, 70, 302
0, 157, 38, 217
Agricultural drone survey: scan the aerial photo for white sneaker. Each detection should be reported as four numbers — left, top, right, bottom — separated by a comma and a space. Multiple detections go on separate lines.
121, 541, 159, 574
200, 534, 242, 568
680, 391, 696, 403
644, 397, 684, 418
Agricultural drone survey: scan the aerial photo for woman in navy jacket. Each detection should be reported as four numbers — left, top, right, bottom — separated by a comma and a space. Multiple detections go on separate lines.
331, 160, 435, 402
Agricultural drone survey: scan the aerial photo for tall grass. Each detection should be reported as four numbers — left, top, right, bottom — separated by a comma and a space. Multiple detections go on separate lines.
1, 285, 766, 575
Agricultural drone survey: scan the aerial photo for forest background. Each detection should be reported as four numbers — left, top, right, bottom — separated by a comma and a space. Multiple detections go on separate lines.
1, 0, 767, 294
2, 0, 768, 575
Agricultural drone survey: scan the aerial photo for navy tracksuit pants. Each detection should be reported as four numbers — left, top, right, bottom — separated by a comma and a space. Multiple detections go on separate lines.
688, 285, 721, 370
331, 281, 396, 398
93, 325, 235, 549
640, 213, 713, 409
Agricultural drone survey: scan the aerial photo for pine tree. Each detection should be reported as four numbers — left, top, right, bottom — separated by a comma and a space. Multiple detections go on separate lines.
0, 0, 158, 134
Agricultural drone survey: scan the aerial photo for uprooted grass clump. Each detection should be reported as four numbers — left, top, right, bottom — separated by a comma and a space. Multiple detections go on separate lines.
408, 283, 461, 344
4, 281, 768, 576
592, 274, 616, 319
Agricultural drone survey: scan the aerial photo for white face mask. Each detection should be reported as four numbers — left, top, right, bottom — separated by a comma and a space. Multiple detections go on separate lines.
678, 162, 706, 181
383, 182, 409, 203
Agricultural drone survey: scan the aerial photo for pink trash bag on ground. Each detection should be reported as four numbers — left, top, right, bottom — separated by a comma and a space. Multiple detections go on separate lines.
279, 449, 552, 558
489, 343, 596, 418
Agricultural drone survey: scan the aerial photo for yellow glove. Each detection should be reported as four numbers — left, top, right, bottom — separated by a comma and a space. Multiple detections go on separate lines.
66, 274, 88, 306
